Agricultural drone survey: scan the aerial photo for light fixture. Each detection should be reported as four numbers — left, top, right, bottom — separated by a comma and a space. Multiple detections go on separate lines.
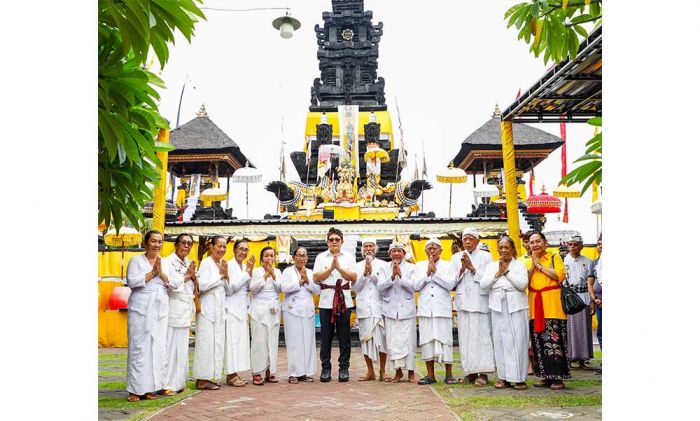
272, 12, 301, 39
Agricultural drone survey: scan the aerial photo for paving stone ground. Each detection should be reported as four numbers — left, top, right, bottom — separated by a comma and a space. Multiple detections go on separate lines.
150, 346, 458, 421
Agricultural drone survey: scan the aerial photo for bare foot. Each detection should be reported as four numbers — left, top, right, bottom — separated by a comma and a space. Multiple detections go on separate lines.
407, 371, 417, 383
358, 372, 376, 381
392, 369, 404, 383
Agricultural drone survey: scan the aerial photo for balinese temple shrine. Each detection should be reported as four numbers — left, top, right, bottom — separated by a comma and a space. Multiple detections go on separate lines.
100, 0, 592, 347
450, 105, 564, 232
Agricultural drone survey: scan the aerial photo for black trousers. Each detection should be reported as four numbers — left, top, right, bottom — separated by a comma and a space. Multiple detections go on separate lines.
319, 307, 352, 370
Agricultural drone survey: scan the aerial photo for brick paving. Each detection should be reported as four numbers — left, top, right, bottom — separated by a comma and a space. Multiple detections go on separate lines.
151, 346, 458, 421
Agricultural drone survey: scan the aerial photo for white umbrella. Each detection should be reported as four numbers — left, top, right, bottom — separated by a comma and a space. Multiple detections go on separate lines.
232, 162, 262, 218
472, 183, 501, 217
591, 199, 602, 214
543, 217, 581, 245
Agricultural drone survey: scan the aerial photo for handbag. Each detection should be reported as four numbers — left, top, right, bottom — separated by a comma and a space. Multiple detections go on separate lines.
561, 280, 587, 315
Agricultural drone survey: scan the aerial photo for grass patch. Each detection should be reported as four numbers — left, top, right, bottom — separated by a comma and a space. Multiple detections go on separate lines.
99, 352, 128, 360
594, 350, 602, 359
99, 361, 127, 367
99, 381, 126, 389
445, 395, 602, 408
99, 371, 126, 377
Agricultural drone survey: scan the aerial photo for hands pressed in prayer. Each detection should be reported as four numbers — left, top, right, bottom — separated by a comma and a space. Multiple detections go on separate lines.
364, 255, 373, 276
299, 269, 309, 285
264, 262, 276, 281
331, 255, 339, 270
219, 259, 229, 282
496, 258, 509, 278
531, 255, 542, 271
460, 252, 475, 275
427, 255, 437, 276
392, 261, 402, 280
246, 255, 256, 276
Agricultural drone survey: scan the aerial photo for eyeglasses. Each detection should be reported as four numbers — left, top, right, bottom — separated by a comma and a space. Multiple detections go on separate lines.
179, 241, 193, 246
327, 238, 342, 242
236, 248, 250, 252
295, 254, 308, 258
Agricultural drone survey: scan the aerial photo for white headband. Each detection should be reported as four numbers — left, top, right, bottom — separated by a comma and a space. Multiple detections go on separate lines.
462, 229, 480, 239
362, 237, 378, 247
425, 238, 442, 248
388, 241, 407, 252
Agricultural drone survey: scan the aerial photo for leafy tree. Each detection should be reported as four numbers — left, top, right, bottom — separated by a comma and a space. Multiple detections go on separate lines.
504, 0, 602, 65
98, 0, 205, 232
560, 117, 601, 194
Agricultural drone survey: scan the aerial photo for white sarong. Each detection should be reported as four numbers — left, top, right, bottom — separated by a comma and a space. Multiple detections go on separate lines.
192, 314, 225, 382
358, 317, 386, 363
250, 317, 280, 375
163, 326, 190, 391
491, 300, 529, 383
126, 308, 168, 395
418, 316, 453, 363
283, 311, 317, 377
224, 313, 251, 375
457, 311, 495, 374
385, 317, 416, 371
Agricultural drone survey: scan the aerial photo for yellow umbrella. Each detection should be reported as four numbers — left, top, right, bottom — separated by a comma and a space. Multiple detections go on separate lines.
200, 187, 228, 202
436, 162, 467, 217
553, 184, 581, 198
364, 147, 390, 163
104, 227, 143, 281
104, 226, 142, 248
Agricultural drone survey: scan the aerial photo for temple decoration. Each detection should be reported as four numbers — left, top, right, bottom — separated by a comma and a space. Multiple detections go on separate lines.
526, 185, 562, 214
436, 162, 468, 218
553, 183, 581, 198
167, 105, 254, 221
266, 0, 431, 220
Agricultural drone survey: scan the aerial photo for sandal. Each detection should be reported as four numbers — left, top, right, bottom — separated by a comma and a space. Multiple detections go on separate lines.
288, 376, 299, 384
550, 381, 565, 390
473, 377, 488, 387
252, 374, 264, 386
533, 378, 552, 388
444, 376, 458, 385
300, 376, 314, 382
417, 376, 437, 385
227, 375, 246, 387
358, 374, 376, 381
196, 380, 220, 390
514, 382, 528, 390
265, 375, 279, 383
381, 375, 393, 382
127, 393, 140, 402
144, 392, 158, 400
494, 379, 512, 389
161, 389, 177, 396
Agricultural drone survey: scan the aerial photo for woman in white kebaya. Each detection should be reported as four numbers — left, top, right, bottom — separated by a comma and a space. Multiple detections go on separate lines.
281, 247, 320, 384
125, 230, 170, 402
249, 246, 283, 386
193, 235, 229, 390
223, 239, 255, 387
479, 236, 529, 390
161, 233, 198, 395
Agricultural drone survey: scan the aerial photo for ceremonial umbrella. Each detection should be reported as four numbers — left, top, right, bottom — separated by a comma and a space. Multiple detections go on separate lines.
526, 185, 562, 214
591, 199, 602, 214
363, 146, 390, 163
200, 187, 228, 220
553, 183, 582, 198
232, 161, 262, 219
104, 226, 143, 280
473, 183, 500, 217
436, 162, 467, 218
543, 217, 581, 245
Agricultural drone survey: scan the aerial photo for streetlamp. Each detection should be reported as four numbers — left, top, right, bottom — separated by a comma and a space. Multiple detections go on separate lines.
272, 12, 301, 39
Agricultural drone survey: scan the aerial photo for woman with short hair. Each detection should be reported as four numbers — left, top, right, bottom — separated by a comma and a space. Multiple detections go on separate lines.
281, 247, 320, 384
249, 246, 283, 385
479, 236, 529, 390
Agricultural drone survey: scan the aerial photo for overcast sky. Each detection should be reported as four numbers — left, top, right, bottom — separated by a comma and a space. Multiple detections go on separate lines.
157, 0, 600, 242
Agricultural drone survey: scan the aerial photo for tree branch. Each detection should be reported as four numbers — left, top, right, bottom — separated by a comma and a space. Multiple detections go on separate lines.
565, 16, 602, 26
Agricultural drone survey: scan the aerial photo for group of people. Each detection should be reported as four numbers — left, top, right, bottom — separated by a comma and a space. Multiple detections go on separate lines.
123, 227, 602, 401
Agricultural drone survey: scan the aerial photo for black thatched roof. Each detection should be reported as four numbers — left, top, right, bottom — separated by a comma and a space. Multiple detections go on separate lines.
170, 114, 240, 151
451, 108, 563, 174
168, 108, 254, 177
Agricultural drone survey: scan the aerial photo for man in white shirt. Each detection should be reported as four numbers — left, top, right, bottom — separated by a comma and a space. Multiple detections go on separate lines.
161, 234, 198, 395
414, 238, 457, 385
378, 242, 418, 383
450, 229, 495, 387
353, 238, 389, 382
313, 227, 357, 382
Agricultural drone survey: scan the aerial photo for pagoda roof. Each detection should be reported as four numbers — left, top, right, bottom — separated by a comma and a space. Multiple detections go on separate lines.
168, 107, 254, 177
451, 109, 563, 174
